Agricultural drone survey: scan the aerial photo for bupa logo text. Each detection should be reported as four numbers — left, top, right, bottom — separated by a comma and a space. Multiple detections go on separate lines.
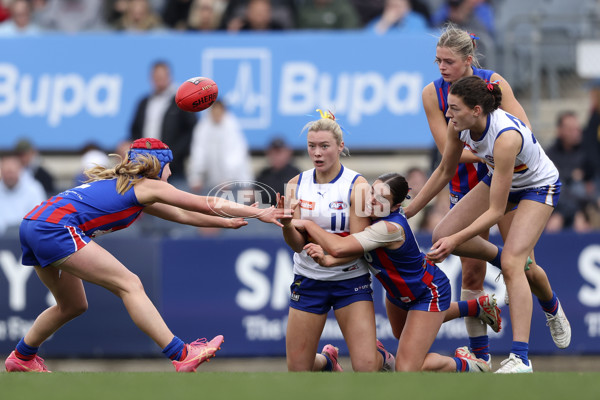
0, 63, 122, 126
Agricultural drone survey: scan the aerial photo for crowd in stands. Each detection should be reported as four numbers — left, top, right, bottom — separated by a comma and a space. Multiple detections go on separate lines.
0, 0, 501, 80
0, 0, 495, 35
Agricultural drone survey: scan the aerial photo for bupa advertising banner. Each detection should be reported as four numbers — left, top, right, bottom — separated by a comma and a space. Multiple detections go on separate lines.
0, 32, 439, 151
1, 231, 598, 358
160, 232, 600, 357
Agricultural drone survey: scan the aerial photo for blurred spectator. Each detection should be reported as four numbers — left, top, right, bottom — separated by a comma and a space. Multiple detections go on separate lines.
432, 0, 494, 36
162, 0, 192, 30
187, 100, 253, 194
583, 80, 600, 205
431, 0, 496, 68
350, 0, 385, 26
227, 0, 285, 32
114, 139, 133, 160
104, 0, 167, 26
219, 0, 294, 30
255, 137, 301, 205
73, 143, 110, 185
408, 0, 431, 26
113, 0, 165, 31
0, 0, 42, 35
14, 138, 56, 196
34, 0, 107, 32
296, 0, 360, 30
103, 0, 128, 26
0, 1, 10, 23
129, 60, 196, 186
185, 0, 224, 31
573, 201, 600, 232
545, 111, 595, 231
365, 0, 429, 34
417, 188, 450, 233
0, 154, 46, 236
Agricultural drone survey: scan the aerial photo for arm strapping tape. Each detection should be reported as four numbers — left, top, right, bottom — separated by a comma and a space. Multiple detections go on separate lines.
352, 220, 405, 252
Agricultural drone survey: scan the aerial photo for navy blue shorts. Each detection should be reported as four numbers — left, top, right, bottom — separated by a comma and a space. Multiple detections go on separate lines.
482, 174, 561, 207
20, 219, 90, 267
385, 268, 451, 312
289, 273, 373, 314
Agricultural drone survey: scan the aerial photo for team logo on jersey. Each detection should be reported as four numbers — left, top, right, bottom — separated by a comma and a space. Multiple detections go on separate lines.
450, 193, 459, 205
329, 201, 348, 210
298, 199, 315, 210
342, 265, 360, 272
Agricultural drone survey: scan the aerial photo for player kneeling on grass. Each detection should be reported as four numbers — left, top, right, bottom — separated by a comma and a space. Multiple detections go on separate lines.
4, 138, 285, 373
287, 173, 501, 372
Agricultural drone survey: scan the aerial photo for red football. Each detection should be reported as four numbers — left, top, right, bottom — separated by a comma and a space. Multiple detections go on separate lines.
175, 77, 218, 112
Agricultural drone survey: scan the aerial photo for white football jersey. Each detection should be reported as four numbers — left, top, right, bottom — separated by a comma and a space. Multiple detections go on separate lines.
459, 109, 559, 190
293, 165, 369, 281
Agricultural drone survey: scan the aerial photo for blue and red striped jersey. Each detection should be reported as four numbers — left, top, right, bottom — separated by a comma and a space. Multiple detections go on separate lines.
367, 209, 438, 305
24, 179, 144, 237
433, 66, 493, 194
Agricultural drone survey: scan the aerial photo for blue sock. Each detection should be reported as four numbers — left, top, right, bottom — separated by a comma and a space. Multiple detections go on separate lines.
15, 338, 38, 361
458, 300, 470, 317
470, 336, 490, 361
457, 299, 480, 318
511, 341, 529, 366
454, 357, 469, 372
162, 336, 186, 361
322, 354, 333, 371
490, 246, 502, 269
538, 292, 559, 316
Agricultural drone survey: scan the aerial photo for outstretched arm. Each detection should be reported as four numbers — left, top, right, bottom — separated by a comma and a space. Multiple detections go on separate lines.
426, 131, 520, 262
134, 180, 284, 226
295, 220, 364, 258
404, 127, 463, 219
144, 203, 248, 229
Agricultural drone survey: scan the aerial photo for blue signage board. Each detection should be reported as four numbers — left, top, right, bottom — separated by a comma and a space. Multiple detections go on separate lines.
0, 32, 439, 151
0, 236, 161, 357
2, 231, 597, 358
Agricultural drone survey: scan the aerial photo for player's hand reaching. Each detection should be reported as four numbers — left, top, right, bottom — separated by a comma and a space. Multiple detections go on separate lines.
257, 206, 285, 227
426, 235, 458, 263
276, 193, 296, 227
227, 218, 249, 229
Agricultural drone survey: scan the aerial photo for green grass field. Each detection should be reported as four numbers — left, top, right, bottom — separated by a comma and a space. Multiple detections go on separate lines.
2, 372, 600, 400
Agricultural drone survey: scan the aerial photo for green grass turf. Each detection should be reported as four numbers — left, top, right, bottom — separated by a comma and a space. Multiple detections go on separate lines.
2, 372, 600, 400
